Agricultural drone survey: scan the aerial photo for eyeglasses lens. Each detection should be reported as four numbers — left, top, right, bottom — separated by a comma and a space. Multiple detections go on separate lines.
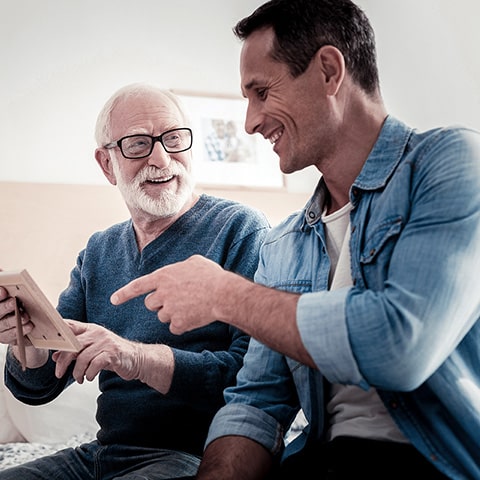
119, 128, 192, 159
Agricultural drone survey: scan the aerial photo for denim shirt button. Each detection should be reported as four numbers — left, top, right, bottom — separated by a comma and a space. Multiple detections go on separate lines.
351, 187, 361, 200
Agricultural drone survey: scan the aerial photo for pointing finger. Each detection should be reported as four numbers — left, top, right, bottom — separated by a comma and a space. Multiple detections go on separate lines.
110, 274, 157, 306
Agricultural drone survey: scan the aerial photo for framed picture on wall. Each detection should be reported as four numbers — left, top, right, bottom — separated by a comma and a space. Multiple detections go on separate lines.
172, 91, 285, 190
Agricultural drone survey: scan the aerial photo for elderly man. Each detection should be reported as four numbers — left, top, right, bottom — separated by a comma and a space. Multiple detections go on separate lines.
0, 83, 269, 479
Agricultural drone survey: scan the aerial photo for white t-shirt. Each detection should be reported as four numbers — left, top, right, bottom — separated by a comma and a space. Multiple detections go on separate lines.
322, 202, 408, 443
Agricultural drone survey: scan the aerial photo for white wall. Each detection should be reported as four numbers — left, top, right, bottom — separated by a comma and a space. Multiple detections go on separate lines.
1, 0, 479, 192
360, 0, 480, 132
1, 0, 271, 186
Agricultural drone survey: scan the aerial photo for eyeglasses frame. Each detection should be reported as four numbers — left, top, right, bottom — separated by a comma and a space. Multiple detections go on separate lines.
103, 127, 193, 159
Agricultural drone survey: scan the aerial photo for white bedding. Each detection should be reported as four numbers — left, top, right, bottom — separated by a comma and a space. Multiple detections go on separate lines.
0, 345, 100, 471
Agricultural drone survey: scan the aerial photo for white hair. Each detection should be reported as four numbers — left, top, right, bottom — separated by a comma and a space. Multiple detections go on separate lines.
94, 83, 191, 146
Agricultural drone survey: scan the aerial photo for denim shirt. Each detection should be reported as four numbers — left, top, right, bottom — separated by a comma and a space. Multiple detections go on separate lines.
206, 116, 480, 479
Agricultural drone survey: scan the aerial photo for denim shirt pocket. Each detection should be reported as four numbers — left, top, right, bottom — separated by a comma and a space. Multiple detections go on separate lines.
358, 215, 404, 287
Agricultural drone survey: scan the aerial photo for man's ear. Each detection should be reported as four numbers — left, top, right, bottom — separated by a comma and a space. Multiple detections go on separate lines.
95, 148, 117, 186
312, 45, 345, 96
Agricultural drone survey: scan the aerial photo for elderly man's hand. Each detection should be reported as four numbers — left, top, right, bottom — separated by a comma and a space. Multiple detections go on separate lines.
53, 320, 144, 383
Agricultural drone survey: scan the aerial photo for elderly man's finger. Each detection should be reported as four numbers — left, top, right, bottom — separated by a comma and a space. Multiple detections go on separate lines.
52, 350, 78, 378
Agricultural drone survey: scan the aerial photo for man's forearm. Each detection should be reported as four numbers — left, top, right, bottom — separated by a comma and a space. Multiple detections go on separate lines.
110, 255, 316, 367
196, 436, 273, 480
214, 271, 315, 367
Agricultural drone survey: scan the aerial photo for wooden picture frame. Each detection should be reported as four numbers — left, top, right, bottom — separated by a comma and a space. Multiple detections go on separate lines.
173, 90, 286, 190
0, 269, 81, 353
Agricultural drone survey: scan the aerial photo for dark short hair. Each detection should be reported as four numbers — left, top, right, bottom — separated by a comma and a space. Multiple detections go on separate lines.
233, 0, 380, 95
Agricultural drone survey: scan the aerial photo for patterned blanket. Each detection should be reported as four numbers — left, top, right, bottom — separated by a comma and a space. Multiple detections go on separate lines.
0, 433, 94, 471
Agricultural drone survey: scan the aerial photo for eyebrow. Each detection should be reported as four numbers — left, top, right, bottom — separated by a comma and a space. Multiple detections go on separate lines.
242, 78, 262, 95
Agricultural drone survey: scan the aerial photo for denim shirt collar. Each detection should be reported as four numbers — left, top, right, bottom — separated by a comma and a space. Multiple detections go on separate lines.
354, 115, 413, 191
303, 115, 413, 227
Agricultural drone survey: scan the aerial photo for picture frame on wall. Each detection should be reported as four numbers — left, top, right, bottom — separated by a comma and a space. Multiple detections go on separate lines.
172, 90, 285, 190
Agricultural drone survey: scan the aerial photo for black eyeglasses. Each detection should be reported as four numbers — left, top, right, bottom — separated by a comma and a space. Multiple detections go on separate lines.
104, 127, 193, 159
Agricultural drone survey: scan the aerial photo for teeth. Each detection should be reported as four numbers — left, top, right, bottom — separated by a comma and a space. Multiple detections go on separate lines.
269, 130, 283, 144
149, 175, 173, 183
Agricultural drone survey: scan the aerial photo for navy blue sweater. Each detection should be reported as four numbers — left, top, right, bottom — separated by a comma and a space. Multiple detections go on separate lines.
5, 194, 270, 455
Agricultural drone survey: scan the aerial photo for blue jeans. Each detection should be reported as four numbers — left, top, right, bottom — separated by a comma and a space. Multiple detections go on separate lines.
0, 441, 201, 480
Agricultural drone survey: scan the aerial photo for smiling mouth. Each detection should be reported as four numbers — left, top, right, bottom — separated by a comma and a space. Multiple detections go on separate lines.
145, 175, 174, 184
268, 129, 283, 144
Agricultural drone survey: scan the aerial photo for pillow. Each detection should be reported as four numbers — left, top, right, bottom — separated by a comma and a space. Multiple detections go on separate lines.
3, 357, 100, 444
0, 345, 25, 443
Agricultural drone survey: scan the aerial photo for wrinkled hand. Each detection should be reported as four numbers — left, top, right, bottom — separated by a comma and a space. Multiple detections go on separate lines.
111, 255, 226, 335
52, 319, 144, 384
0, 286, 34, 346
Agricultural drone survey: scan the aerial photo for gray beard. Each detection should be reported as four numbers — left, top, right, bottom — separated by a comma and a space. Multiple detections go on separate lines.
113, 163, 194, 218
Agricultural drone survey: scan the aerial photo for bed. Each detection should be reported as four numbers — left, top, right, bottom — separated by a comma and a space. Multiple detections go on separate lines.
0, 345, 99, 471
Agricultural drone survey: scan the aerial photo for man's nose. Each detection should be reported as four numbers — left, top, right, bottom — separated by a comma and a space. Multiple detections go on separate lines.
244, 102, 262, 135
147, 140, 171, 168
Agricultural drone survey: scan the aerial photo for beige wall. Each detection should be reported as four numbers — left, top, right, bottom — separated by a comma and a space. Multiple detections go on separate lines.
0, 181, 310, 305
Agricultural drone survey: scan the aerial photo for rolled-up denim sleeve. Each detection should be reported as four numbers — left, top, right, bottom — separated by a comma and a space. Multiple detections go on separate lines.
204, 337, 299, 455
205, 403, 284, 455
297, 287, 368, 389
